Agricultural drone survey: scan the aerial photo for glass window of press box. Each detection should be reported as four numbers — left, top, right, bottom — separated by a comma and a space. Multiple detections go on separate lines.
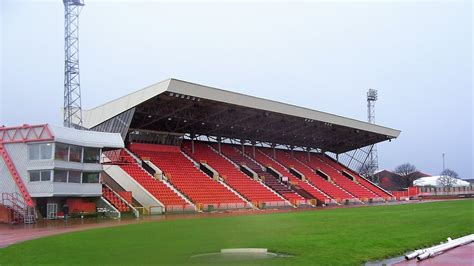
83, 147, 100, 163
53, 170, 68, 183
55, 143, 69, 161
68, 171, 82, 183
29, 170, 52, 182
47, 170, 100, 184
28, 143, 53, 160
69, 145, 82, 162
82, 172, 100, 183
54, 143, 100, 164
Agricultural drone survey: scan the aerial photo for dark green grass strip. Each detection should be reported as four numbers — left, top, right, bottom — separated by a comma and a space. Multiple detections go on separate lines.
0, 200, 472, 265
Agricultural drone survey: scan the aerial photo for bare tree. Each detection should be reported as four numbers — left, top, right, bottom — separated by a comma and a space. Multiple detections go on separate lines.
358, 160, 378, 183
440, 169, 459, 179
394, 163, 417, 187
438, 169, 459, 188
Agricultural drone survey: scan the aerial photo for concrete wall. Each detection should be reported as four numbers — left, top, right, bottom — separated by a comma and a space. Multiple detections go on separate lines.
103, 165, 164, 214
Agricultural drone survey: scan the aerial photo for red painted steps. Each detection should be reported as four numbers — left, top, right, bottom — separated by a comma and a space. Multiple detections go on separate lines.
216, 143, 305, 205
243, 146, 331, 204
317, 154, 392, 198
298, 153, 376, 200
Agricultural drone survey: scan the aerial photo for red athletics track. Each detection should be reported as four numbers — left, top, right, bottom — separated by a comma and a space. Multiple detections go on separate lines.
394, 243, 473, 266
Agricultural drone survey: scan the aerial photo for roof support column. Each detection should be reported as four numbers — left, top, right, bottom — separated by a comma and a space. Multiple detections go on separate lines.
252, 140, 256, 158
217, 136, 222, 155
241, 139, 245, 157
290, 145, 294, 159
190, 133, 195, 154
336, 154, 339, 162
272, 143, 276, 159
307, 148, 311, 162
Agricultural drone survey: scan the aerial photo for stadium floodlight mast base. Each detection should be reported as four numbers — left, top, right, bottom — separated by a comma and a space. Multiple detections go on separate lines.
63, 0, 85, 128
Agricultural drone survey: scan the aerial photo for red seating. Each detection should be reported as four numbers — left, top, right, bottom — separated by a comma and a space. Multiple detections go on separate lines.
215, 144, 305, 204
118, 191, 133, 204
102, 186, 130, 212
259, 148, 354, 201
182, 142, 284, 205
317, 154, 392, 198
294, 152, 376, 200
118, 155, 188, 207
238, 146, 330, 203
130, 144, 244, 207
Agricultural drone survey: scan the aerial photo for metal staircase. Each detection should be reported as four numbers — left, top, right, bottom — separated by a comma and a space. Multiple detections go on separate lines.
1, 193, 36, 224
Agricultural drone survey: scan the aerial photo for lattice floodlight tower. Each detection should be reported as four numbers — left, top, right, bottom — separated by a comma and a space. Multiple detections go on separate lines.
367, 89, 379, 170
331, 89, 380, 183
63, 0, 85, 128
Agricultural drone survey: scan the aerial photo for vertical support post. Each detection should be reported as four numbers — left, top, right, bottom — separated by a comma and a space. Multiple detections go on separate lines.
307, 148, 311, 162
217, 136, 222, 155
190, 133, 195, 154
252, 140, 256, 158
442, 153, 445, 172
272, 143, 276, 159
241, 139, 245, 155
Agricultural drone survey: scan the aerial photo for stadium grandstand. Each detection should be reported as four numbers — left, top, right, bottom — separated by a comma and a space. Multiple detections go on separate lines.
84, 78, 400, 212
1, 78, 405, 222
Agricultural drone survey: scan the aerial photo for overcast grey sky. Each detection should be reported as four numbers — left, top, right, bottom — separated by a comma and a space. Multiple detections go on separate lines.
1, 0, 472, 178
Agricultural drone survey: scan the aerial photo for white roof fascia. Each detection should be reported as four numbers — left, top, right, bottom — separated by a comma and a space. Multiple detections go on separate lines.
48, 125, 124, 149
82, 79, 171, 129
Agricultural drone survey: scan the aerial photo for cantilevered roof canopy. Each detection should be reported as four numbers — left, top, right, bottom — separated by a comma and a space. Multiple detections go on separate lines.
83, 78, 400, 154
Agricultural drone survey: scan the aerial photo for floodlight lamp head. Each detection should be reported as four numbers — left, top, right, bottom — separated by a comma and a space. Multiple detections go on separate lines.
367, 89, 378, 101
64, 0, 84, 6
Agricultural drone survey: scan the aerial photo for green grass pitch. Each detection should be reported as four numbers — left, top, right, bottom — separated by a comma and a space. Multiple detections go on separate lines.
1, 200, 472, 265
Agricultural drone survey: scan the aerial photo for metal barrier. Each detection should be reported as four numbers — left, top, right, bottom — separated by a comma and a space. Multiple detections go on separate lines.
193, 202, 249, 212
165, 204, 196, 212
419, 186, 474, 196
264, 201, 290, 208
391, 186, 474, 199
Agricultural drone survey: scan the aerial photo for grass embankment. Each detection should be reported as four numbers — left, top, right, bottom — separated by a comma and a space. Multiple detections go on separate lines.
0, 200, 472, 265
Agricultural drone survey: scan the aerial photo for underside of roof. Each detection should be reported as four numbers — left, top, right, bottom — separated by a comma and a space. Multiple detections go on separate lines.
83, 78, 401, 154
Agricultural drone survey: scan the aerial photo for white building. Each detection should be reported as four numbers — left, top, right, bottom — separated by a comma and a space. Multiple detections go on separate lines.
0, 124, 123, 223
413, 175, 471, 188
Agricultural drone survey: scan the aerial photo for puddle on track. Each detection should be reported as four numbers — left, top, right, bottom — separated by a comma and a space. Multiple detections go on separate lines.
191, 249, 293, 263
